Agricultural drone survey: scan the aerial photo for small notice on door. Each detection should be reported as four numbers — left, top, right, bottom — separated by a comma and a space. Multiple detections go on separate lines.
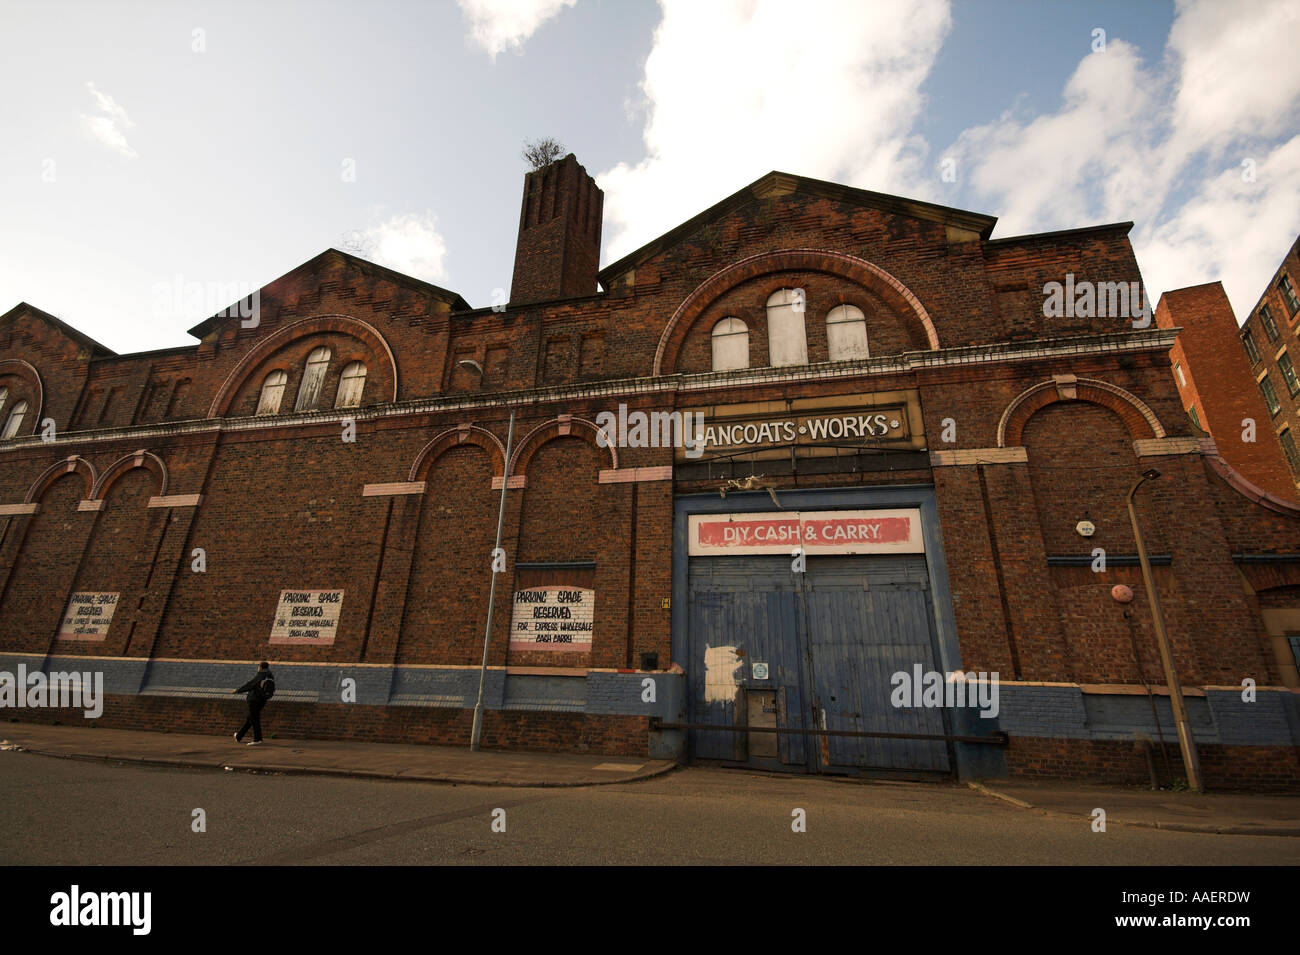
510, 586, 594, 652
58, 592, 119, 640
269, 590, 343, 645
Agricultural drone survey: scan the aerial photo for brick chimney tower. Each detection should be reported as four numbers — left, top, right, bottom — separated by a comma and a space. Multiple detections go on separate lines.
510, 153, 603, 305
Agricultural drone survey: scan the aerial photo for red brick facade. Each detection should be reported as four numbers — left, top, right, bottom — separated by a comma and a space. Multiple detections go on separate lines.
2, 161, 1297, 788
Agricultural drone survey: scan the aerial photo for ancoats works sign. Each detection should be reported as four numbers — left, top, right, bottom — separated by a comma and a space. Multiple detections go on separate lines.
674, 390, 925, 462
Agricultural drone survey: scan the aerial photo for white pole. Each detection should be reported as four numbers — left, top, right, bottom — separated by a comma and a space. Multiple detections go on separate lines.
470, 409, 515, 751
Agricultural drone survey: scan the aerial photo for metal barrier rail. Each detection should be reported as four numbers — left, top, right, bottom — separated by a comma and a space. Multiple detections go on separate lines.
649, 718, 1009, 746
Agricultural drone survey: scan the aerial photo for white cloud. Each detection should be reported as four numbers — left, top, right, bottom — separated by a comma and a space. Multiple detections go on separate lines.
597, 0, 952, 263
948, 0, 1300, 319
1143, 136, 1300, 314
361, 212, 449, 284
80, 81, 137, 158
457, 0, 576, 58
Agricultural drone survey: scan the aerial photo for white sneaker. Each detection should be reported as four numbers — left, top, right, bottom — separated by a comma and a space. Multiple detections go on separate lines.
246, 740, 263, 746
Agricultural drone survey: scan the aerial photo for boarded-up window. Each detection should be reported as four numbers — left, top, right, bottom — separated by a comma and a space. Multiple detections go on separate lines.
826, 304, 869, 360
167, 378, 191, 418
294, 346, 332, 412
485, 346, 509, 385
98, 388, 118, 424
544, 337, 570, 382
2, 400, 27, 440
256, 370, 288, 415
766, 289, 808, 367
711, 317, 749, 371
579, 333, 605, 377
335, 361, 366, 408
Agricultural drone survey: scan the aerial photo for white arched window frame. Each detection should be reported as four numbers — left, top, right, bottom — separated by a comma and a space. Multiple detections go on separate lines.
335, 361, 367, 409
766, 289, 808, 367
256, 370, 288, 415
294, 346, 332, 412
2, 399, 28, 440
711, 317, 750, 372
826, 304, 869, 361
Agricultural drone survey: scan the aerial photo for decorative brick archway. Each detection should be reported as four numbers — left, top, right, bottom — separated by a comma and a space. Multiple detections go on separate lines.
206, 315, 398, 418
24, 455, 97, 503
508, 415, 617, 478
408, 425, 507, 481
90, 450, 169, 500
997, 374, 1165, 447
652, 248, 940, 374
0, 359, 44, 437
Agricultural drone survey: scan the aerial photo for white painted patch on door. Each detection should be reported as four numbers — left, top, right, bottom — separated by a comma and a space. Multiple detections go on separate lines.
703, 644, 743, 703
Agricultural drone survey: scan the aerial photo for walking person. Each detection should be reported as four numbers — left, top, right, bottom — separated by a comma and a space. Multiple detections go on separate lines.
232, 661, 276, 745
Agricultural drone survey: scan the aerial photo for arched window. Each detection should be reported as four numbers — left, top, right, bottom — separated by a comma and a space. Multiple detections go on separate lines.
0, 387, 8, 415
294, 346, 332, 412
335, 361, 367, 408
256, 370, 288, 415
711, 317, 749, 371
766, 289, 808, 367
826, 304, 869, 360
1, 399, 28, 440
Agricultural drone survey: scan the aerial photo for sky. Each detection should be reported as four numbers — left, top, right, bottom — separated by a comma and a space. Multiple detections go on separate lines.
1, 0, 1297, 354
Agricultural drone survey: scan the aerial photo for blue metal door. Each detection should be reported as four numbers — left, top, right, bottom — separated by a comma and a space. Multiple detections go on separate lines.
686, 553, 950, 774
687, 557, 810, 767
801, 556, 950, 772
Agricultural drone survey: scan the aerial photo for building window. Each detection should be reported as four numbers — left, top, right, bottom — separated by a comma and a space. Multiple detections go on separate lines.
1260, 304, 1279, 342
826, 304, 869, 361
256, 370, 288, 415
1280, 274, 1300, 317
766, 289, 808, 367
0, 386, 7, 413
1243, 328, 1261, 364
1187, 405, 1201, 429
711, 317, 750, 371
334, 361, 366, 408
1, 399, 28, 440
1280, 353, 1300, 397
294, 346, 332, 412
1281, 430, 1300, 473
1174, 361, 1186, 387
1260, 373, 1281, 416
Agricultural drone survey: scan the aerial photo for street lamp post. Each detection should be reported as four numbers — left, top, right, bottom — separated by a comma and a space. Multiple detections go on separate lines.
470, 408, 515, 752
1126, 467, 1203, 793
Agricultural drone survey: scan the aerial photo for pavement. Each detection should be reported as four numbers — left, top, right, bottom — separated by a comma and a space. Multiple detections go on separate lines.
2, 723, 1296, 836
968, 779, 1300, 837
0, 723, 677, 787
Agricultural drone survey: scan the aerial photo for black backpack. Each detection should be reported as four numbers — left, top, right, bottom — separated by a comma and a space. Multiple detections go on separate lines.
257, 674, 276, 700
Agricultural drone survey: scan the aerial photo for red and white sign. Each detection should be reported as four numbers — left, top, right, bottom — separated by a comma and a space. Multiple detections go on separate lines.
688, 509, 924, 556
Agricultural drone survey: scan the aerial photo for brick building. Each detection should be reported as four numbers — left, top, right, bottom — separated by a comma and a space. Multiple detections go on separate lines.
2, 155, 1298, 788
1236, 236, 1300, 487
1155, 281, 1298, 503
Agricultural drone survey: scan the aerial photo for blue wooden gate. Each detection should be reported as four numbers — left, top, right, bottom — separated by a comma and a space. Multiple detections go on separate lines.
687, 554, 951, 774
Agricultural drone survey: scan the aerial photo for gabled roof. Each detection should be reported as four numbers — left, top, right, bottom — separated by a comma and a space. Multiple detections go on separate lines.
186, 248, 470, 338
0, 302, 117, 356
596, 171, 1000, 285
